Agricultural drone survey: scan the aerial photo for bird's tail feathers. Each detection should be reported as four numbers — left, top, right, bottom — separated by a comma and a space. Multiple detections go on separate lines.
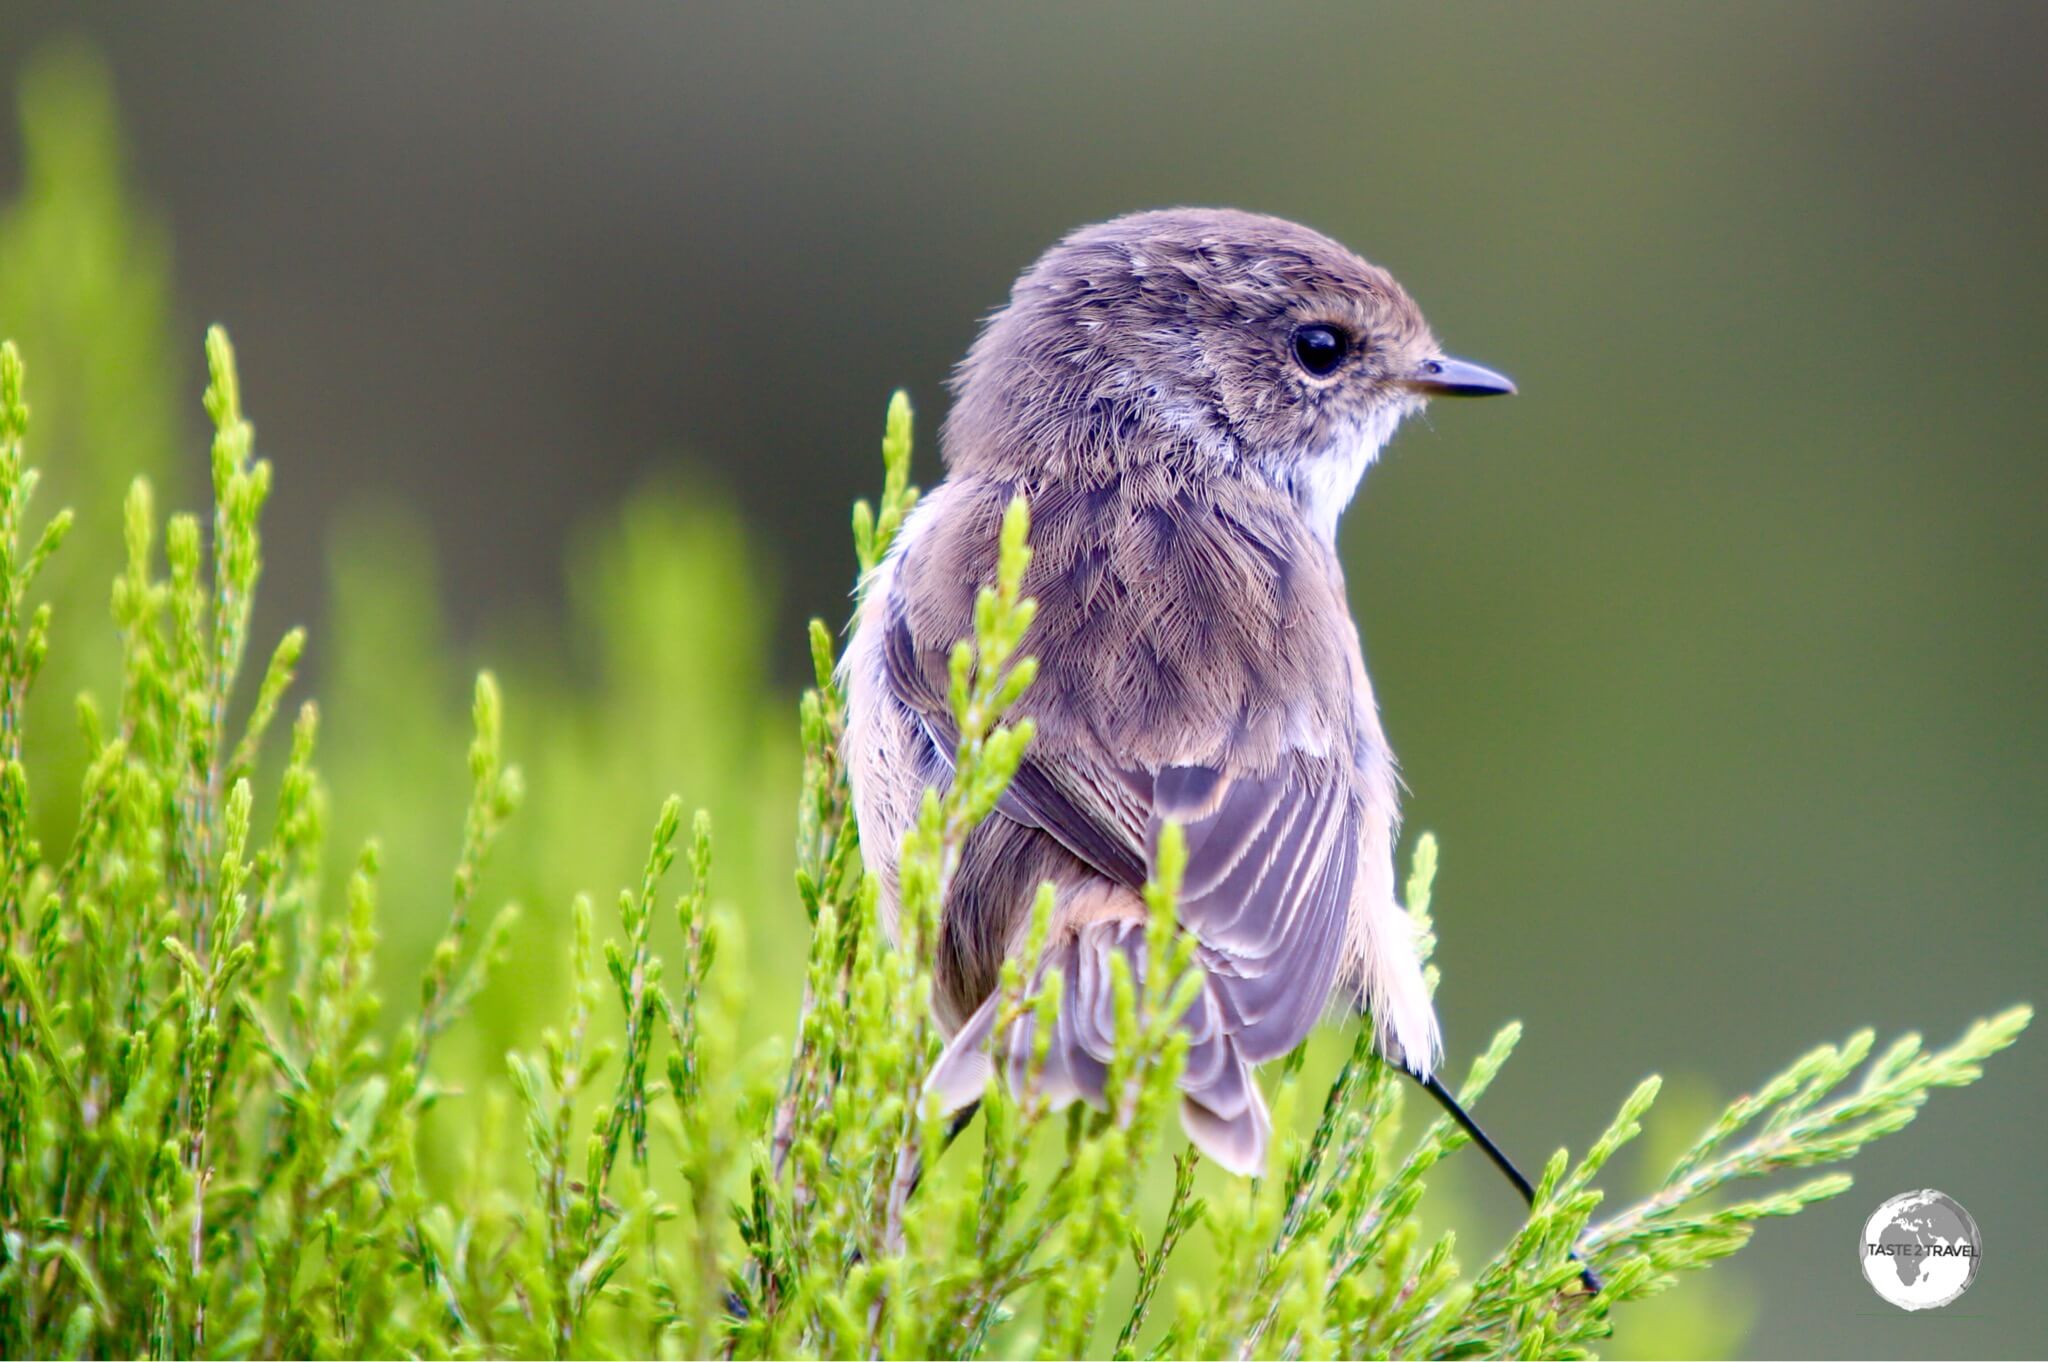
924, 917, 1271, 1175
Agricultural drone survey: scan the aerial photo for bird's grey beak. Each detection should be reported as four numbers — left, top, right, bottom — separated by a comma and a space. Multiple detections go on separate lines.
1402, 355, 1517, 397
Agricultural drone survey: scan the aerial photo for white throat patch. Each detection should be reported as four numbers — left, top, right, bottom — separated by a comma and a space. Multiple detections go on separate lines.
1285, 401, 1414, 544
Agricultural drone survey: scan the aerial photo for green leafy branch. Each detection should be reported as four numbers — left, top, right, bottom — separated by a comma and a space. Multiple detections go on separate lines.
0, 329, 2031, 1362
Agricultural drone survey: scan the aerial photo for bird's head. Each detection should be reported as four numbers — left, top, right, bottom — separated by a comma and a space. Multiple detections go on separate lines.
943, 207, 1512, 537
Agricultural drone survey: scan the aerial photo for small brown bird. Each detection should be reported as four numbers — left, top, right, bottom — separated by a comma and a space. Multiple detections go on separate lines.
843, 208, 1515, 1176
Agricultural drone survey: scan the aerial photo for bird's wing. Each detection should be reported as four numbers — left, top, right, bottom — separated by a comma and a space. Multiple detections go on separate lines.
882, 594, 1357, 1064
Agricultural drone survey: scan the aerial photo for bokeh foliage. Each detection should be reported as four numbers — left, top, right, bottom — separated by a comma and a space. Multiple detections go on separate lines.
0, 41, 181, 834
0, 49, 2033, 1361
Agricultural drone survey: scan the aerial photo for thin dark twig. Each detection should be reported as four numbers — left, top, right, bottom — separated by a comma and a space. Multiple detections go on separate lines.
1412, 1070, 1600, 1295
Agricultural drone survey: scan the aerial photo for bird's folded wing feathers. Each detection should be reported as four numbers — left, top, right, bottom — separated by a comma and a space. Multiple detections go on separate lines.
883, 597, 1357, 1063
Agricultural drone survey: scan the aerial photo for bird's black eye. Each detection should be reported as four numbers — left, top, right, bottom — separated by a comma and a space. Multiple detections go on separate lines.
1291, 324, 1348, 377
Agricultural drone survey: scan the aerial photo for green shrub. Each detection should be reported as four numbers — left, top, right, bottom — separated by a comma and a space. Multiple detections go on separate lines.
0, 330, 2030, 1360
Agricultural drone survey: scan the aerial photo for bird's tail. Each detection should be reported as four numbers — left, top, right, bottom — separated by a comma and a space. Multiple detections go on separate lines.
926, 916, 1271, 1175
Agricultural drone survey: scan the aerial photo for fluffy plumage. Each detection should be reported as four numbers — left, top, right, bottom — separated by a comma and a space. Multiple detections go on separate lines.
842, 208, 1506, 1174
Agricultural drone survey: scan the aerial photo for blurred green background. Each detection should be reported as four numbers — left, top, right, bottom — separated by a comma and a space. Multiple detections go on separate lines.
1, 4, 2042, 1357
